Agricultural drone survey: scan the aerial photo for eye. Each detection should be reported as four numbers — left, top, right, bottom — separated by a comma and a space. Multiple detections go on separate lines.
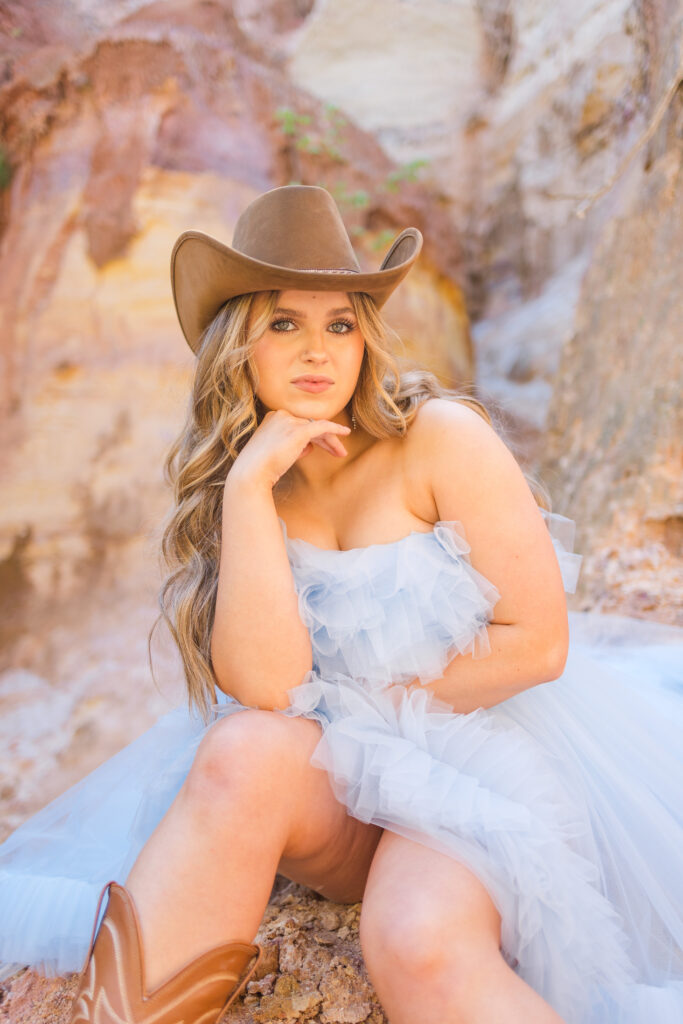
329, 318, 356, 333
269, 317, 357, 334
270, 318, 296, 332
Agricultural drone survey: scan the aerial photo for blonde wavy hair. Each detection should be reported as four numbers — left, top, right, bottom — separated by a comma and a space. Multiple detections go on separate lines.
148, 289, 550, 724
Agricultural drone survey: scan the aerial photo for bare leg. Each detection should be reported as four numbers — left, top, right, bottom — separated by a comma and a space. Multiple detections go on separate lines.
125, 710, 382, 992
124, 757, 284, 988
366, 952, 565, 1024
360, 830, 565, 1024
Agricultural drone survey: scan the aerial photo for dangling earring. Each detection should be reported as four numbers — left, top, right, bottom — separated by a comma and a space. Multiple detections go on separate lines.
351, 411, 357, 430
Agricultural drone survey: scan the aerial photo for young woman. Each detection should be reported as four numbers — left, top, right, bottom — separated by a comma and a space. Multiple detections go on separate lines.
0, 185, 681, 1024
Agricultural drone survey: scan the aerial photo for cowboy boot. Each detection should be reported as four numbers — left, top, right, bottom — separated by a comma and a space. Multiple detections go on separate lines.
69, 880, 262, 1024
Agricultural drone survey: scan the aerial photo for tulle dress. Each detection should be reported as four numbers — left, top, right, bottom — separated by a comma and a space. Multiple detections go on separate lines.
1, 509, 682, 1024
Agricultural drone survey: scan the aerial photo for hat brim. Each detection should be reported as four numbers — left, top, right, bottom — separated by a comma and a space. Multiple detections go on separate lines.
170, 226, 423, 354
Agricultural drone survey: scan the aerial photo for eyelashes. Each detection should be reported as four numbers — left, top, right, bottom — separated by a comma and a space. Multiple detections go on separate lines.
270, 318, 356, 334
330, 318, 356, 332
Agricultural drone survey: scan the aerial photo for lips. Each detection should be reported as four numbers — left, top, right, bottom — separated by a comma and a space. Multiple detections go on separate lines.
292, 378, 334, 393
291, 376, 334, 384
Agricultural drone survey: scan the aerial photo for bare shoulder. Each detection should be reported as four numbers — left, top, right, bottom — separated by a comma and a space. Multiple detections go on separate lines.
408, 393, 537, 521
405, 396, 504, 503
407, 394, 490, 443
407, 397, 568, 633
401, 396, 499, 527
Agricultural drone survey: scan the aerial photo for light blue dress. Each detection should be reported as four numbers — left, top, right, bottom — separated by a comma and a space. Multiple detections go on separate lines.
1, 510, 682, 1024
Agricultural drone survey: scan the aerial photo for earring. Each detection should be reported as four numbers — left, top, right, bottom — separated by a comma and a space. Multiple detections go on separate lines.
351, 411, 357, 430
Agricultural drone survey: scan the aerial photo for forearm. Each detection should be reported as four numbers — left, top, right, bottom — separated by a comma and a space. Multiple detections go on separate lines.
211, 471, 312, 710
406, 621, 568, 713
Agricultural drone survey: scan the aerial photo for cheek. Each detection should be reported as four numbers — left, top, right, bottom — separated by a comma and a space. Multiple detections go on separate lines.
252, 340, 283, 379
349, 337, 366, 371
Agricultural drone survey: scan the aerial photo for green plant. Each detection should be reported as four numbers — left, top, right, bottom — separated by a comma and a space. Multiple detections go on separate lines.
273, 104, 348, 163
368, 228, 398, 251
319, 103, 348, 160
382, 159, 430, 192
0, 145, 13, 190
274, 105, 431, 249
326, 182, 371, 209
274, 107, 312, 137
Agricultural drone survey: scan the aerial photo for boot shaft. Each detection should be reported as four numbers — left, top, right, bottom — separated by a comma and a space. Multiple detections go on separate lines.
70, 881, 261, 1024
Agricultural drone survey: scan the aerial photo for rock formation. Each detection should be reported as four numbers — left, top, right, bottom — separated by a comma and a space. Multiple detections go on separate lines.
1, 0, 681, 1020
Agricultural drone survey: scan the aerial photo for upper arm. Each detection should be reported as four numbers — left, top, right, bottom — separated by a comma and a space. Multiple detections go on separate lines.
411, 398, 568, 663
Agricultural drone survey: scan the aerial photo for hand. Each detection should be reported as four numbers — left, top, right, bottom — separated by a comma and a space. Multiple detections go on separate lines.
229, 409, 352, 490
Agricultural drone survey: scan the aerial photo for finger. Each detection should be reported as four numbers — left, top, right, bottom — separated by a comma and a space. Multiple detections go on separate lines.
311, 436, 339, 455
315, 427, 347, 446
328, 437, 348, 456
305, 418, 352, 435
312, 435, 348, 457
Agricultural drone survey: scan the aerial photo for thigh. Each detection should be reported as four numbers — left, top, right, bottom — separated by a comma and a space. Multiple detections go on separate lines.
273, 714, 385, 903
359, 829, 501, 963
198, 708, 384, 904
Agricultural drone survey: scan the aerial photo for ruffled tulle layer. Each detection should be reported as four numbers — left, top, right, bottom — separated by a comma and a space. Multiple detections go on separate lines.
0, 698, 216, 978
278, 516, 503, 684
278, 509, 584, 690
1, 612, 680, 1021
1, 512, 681, 1024
280, 618, 683, 1022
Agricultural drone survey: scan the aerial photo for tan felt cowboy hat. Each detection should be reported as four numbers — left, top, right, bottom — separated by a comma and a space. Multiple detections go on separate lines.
170, 184, 423, 354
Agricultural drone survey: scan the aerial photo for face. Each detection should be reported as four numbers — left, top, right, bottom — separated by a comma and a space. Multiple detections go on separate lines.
250, 290, 365, 421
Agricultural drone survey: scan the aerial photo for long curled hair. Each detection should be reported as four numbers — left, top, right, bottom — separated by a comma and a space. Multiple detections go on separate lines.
148, 289, 550, 724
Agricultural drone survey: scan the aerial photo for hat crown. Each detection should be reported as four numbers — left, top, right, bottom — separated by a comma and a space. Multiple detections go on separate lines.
170, 186, 423, 353
232, 185, 361, 273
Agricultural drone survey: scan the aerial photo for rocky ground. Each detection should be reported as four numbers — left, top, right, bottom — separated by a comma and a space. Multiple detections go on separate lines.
0, 877, 387, 1024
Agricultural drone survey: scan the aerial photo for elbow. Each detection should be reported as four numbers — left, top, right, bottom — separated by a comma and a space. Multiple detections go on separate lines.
257, 655, 315, 712
212, 652, 313, 713
520, 616, 569, 687
543, 648, 568, 683
210, 642, 237, 702
524, 603, 568, 684
541, 630, 569, 682
238, 677, 304, 714
212, 664, 240, 704
262, 691, 295, 713
213, 672, 289, 712
210, 645, 251, 706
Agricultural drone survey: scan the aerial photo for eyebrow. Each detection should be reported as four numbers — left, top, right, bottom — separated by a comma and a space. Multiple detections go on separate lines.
272, 306, 355, 317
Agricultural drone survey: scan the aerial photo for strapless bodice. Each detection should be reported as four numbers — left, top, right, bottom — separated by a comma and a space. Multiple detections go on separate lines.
277, 509, 582, 689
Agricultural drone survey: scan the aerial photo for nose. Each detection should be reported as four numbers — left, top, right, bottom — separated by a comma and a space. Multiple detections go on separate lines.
301, 326, 330, 360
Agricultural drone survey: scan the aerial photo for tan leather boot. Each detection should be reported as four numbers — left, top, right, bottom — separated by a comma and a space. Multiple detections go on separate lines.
69, 880, 262, 1024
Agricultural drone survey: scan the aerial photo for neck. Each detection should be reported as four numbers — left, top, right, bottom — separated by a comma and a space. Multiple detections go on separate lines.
282, 426, 376, 494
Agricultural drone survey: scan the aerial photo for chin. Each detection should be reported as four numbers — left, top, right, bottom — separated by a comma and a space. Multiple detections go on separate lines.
289, 399, 343, 417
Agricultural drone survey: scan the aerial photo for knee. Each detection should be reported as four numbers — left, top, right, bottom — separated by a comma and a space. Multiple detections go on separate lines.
359, 887, 500, 982
185, 710, 293, 804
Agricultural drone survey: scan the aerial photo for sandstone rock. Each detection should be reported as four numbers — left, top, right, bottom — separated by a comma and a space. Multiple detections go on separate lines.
0, 0, 472, 835
285, 0, 683, 471
538, 127, 683, 623
286, 0, 681, 318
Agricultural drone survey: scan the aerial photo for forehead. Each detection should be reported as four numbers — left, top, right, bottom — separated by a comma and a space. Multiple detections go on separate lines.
274, 289, 352, 307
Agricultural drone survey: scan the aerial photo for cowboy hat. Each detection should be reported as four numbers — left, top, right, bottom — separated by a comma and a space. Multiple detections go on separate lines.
170, 184, 423, 354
